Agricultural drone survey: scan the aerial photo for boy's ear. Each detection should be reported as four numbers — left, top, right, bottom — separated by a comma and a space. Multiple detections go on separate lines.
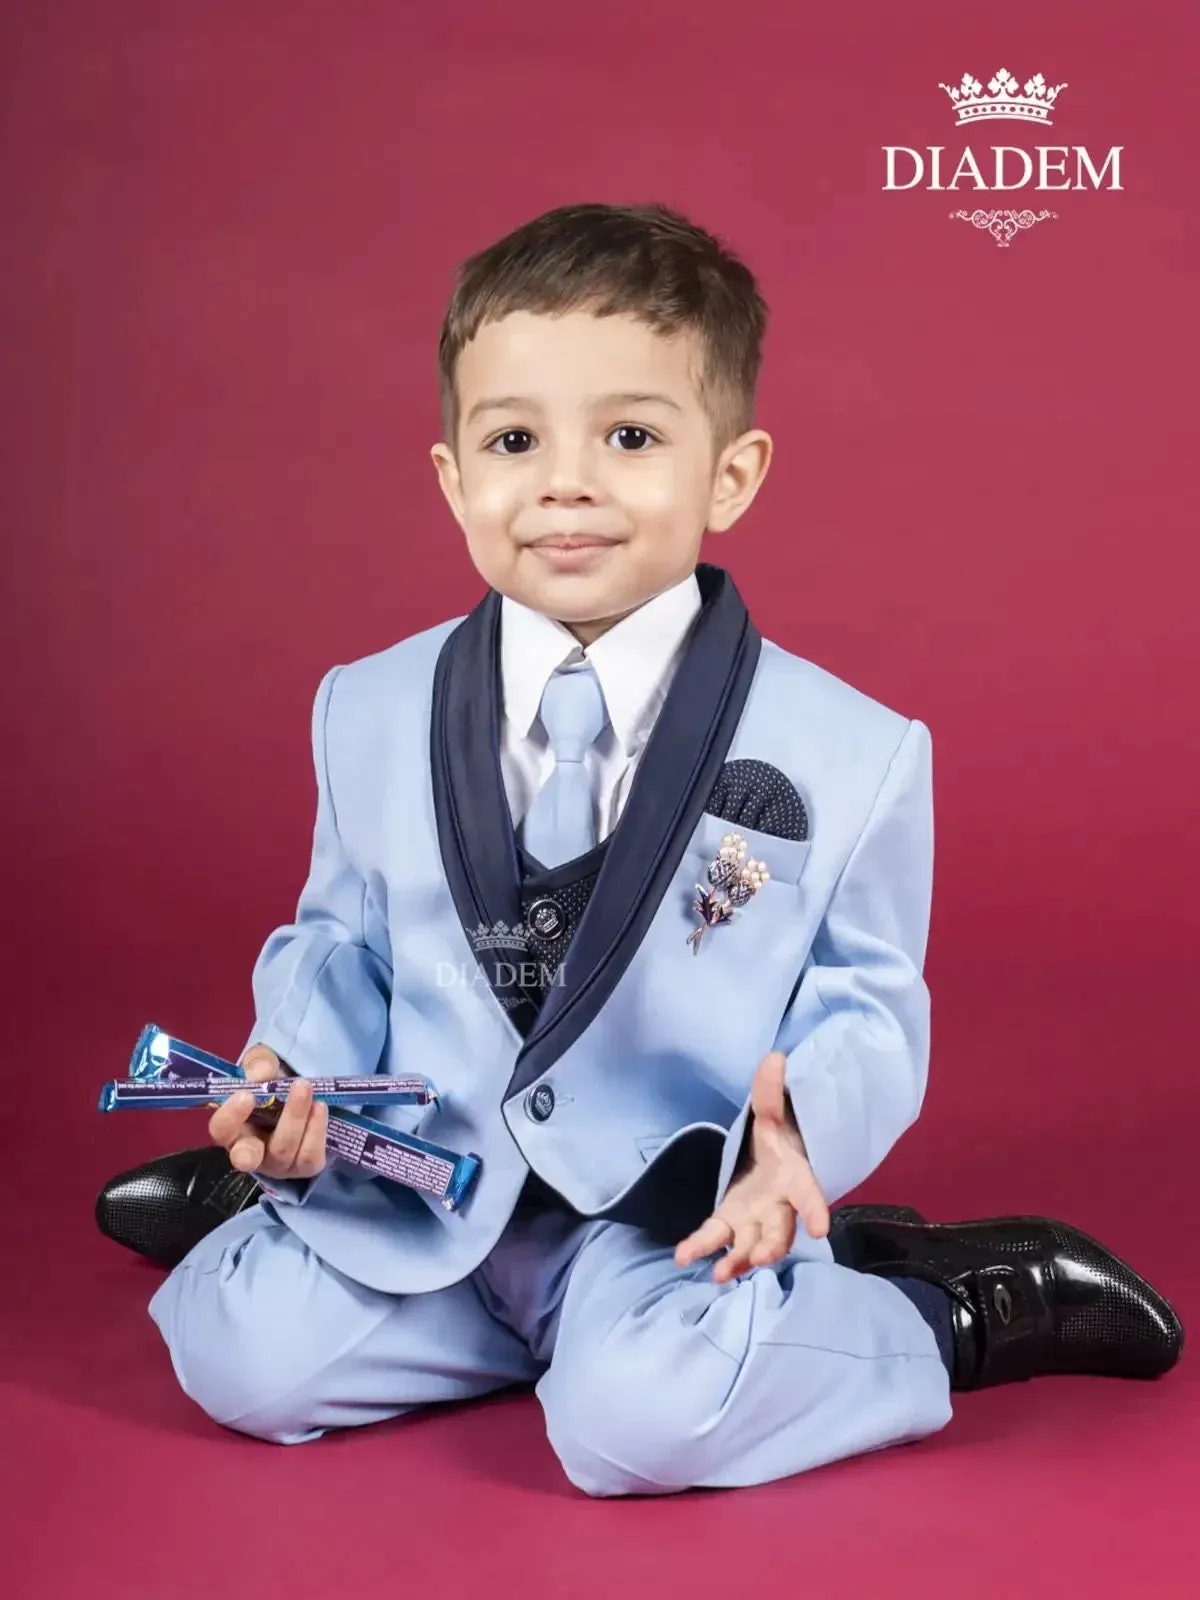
429, 442, 467, 529
706, 430, 773, 535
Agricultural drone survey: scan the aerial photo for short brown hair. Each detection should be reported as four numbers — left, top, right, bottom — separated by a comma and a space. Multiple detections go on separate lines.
436, 201, 769, 458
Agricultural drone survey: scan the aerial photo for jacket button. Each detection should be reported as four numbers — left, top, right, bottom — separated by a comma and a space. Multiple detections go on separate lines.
526, 1084, 555, 1122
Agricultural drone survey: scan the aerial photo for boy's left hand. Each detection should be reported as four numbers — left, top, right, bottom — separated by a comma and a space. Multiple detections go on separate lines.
674, 1049, 830, 1283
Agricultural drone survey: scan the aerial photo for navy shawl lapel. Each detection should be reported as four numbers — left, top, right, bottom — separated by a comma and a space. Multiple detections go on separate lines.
429, 588, 540, 1039
431, 565, 761, 1085
506, 563, 761, 1097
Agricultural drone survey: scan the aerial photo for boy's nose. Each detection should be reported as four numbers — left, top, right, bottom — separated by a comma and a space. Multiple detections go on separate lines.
536, 442, 604, 501
539, 485, 600, 507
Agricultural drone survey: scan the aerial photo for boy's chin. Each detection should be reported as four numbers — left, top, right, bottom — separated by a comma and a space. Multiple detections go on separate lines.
524, 579, 648, 627
504, 559, 694, 627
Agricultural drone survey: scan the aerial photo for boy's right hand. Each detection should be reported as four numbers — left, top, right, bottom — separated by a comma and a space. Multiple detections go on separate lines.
208, 1044, 329, 1179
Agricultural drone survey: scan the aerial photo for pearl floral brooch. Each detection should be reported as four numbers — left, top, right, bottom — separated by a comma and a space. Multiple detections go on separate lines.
687, 832, 770, 953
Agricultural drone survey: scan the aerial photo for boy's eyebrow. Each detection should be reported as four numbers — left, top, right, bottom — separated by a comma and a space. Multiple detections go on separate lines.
465, 391, 685, 426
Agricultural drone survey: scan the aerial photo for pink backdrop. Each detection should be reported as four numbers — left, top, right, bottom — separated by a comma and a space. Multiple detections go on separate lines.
3, 2, 1197, 1593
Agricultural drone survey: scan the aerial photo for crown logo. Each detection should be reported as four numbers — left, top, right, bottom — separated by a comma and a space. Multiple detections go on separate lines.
469, 920, 529, 951
939, 69, 1067, 127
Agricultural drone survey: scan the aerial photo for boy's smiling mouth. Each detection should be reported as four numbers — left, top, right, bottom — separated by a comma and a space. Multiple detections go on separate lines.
527, 533, 622, 550
525, 534, 622, 569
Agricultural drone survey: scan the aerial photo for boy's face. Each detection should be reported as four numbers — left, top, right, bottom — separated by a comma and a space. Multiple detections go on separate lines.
430, 310, 771, 641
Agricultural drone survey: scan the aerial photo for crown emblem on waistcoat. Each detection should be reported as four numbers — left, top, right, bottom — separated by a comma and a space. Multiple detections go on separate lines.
938, 69, 1068, 127
469, 920, 529, 952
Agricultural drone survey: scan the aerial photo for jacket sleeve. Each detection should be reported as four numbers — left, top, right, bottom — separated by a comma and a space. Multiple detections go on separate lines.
715, 716, 934, 1208
240, 663, 393, 1208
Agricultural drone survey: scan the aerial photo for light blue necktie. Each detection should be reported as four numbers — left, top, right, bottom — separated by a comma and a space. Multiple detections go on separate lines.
521, 661, 608, 868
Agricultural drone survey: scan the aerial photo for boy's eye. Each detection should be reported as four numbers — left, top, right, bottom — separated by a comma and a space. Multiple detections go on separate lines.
608, 425, 656, 452
485, 425, 659, 455
488, 429, 534, 455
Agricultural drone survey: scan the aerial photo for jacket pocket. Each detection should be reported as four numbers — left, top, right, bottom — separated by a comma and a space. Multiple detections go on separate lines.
693, 810, 812, 887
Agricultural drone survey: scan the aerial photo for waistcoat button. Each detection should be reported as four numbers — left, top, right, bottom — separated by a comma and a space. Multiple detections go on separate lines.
526, 1084, 556, 1122
527, 896, 565, 939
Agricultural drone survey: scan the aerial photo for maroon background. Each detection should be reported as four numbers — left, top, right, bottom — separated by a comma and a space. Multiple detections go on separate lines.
3, 2, 1197, 1595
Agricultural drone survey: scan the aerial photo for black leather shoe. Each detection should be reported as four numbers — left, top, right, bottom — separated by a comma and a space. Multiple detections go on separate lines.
828, 1202, 925, 1239
95, 1148, 262, 1268
832, 1214, 1184, 1388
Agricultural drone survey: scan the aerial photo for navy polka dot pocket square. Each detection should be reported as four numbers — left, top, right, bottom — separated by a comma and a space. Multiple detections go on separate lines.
704, 759, 809, 842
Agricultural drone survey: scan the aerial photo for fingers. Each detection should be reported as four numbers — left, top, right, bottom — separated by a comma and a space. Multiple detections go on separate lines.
749, 1202, 798, 1267
783, 1168, 831, 1239
676, 1210, 789, 1283
708, 1199, 810, 1281
224, 1082, 327, 1179
292, 1097, 329, 1178
212, 1047, 326, 1179
228, 1123, 268, 1172
749, 1049, 788, 1126
800, 1193, 831, 1239
240, 1046, 281, 1082
677, 1180, 824, 1285
209, 1088, 258, 1150
675, 1214, 734, 1268
713, 1218, 762, 1283
675, 1211, 760, 1283
209, 1046, 279, 1163
259, 1075, 314, 1174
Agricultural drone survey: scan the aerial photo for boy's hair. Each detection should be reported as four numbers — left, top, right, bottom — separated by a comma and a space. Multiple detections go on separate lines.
437, 202, 769, 460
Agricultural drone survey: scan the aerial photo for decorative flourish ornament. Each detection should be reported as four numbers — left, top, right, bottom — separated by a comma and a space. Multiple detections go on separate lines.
687, 833, 770, 953
950, 207, 1058, 246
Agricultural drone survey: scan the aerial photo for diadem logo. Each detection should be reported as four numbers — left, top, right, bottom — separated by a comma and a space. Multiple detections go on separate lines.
938, 70, 1068, 128
469, 920, 529, 952
883, 68, 1123, 247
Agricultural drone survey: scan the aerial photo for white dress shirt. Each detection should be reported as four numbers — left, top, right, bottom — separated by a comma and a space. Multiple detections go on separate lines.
499, 573, 703, 845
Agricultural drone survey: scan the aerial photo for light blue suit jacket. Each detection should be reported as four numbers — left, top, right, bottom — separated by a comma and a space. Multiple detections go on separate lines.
243, 567, 933, 1295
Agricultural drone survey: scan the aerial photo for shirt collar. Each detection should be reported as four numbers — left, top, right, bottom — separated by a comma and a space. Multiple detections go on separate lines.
500, 572, 703, 756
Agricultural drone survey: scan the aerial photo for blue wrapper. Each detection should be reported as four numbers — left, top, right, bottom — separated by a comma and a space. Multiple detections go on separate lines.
111, 1025, 482, 1212
98, 1074, 435, 1111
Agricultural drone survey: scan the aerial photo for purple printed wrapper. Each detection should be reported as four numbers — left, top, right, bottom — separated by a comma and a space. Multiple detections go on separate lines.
301, 1106, 481, 1209
325, 1117, 456, 1192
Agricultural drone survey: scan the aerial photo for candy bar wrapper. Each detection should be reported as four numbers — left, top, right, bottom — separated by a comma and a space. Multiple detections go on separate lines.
111, 1024, 482, 1211
324, 1110, 481, 1211
98, 1075, 436, 1111
127, 1024, 271, 1084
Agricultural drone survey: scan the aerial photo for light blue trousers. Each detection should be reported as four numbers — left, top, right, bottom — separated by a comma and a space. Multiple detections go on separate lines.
148, 1198, 952, 1497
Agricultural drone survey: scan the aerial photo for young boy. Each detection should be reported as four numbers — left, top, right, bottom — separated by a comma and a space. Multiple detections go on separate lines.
141, 202, 1180, 1495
